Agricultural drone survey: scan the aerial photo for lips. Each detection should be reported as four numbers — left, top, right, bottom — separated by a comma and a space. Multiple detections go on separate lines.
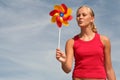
78, 20, 83, 24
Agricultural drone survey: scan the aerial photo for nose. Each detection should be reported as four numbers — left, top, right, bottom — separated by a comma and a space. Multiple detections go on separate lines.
77, 14, 83, 19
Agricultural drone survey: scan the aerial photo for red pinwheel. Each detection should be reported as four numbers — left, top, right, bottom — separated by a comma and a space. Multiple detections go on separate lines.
49, 3, 73, 28
49, 4, 73, 48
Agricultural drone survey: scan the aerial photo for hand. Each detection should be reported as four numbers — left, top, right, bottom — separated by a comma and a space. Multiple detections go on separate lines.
56, 48, 66, 63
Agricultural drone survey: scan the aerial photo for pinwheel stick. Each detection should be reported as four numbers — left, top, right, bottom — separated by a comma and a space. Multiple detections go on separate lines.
58, 28, 61, 48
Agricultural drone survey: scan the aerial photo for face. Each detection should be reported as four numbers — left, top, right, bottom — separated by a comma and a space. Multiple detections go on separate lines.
76, 7, 94, 28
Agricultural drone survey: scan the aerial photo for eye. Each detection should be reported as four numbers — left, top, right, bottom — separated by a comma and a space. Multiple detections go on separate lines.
82, 13, 87, 17
77, 14, 80, 17
76, 13, 87, 17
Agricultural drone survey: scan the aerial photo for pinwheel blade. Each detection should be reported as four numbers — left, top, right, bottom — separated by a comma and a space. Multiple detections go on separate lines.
61, 4, 67, 13
49, 10, 59, 16
54, 5, 64, 12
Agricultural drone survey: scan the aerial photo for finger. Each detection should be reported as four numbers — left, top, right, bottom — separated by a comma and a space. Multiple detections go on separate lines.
56, 53, 61, 56
56, 48, 60, 52
56, 48, 60, 50
56, 48, 60, 51
56, 54, 61, 60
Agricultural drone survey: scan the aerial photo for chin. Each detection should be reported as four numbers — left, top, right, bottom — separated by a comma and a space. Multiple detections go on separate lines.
78, 24, 85, 27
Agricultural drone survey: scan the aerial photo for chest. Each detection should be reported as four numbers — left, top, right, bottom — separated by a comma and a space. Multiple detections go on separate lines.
73, 40, 104, 58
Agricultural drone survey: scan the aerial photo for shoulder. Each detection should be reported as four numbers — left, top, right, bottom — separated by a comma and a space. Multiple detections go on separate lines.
100, 34, 110, 42
66, 38, 74, 44
66, 34, 79, 45
99, 34, 111, 47
66, 38, 74, 47
66, 34, 79, 47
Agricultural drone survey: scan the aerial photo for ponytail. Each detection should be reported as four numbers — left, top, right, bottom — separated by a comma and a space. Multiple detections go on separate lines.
91, 23, 97, 33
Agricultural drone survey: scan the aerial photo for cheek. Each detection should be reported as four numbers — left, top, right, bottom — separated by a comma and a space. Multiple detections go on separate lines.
76, 17, 79, 21
85, 17, 93, 23
89, 17, 94, 22
76, 18, 79, 23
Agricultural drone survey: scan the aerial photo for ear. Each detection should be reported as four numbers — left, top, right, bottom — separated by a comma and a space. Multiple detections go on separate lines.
90, 16, 94, 22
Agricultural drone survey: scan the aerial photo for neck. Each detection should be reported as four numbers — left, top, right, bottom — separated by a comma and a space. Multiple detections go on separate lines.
80, 26, 94, 36
79, 26, 95, 41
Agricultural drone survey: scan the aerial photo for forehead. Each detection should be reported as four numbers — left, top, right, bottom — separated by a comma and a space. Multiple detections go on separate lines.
77, 7, 91, 14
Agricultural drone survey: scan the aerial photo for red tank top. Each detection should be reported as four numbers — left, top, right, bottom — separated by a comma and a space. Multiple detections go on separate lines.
72, 33, 106, 78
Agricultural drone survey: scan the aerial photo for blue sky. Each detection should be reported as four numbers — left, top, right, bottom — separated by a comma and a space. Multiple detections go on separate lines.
0, 0, 120, 80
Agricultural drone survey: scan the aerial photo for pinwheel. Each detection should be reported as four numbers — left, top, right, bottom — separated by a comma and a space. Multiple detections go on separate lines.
49, 3, 73, 48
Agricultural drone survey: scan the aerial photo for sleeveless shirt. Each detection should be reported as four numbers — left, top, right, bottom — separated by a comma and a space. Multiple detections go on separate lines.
72, 33, 106, 78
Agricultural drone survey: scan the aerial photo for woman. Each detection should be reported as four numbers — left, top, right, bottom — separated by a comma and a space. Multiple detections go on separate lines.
56, 5, 116, 80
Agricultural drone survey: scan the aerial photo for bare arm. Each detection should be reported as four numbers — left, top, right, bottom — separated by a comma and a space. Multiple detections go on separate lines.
56, 39, 74, 73
101, 35, 116, 80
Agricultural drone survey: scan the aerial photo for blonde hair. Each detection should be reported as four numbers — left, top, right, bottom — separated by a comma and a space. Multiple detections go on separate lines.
77, 5, 97, 33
